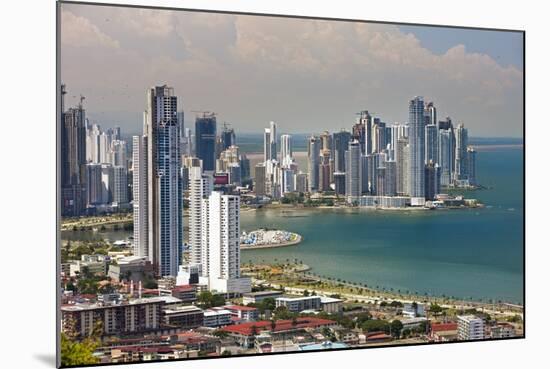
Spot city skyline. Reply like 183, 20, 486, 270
57, 3, 524, 366
60, 3, 523, 137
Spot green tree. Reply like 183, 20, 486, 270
260, 297, 276, 312
390, 320, 403, 338
60, 334, 98, 367
211, 294, 226, 307
355, 312, 372, 327
273, 306, 296, 320
429, 303, 444, 315
212, 330, 229, 338
361, 319, 390, 333
142, 276, 158, 289
321, 327, 336, 342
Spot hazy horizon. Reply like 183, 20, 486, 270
61, 3, 524, 138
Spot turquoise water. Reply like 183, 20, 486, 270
241, 147, 524, 304
62, 146, 523, 304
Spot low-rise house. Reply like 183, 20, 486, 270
490, 322, 516, 338
365, 331, 392, 343
170, 284, 197, 304
225, 305, 260, 322
203, 309, 232, 328
108, 256, 154, 283
320, 296, 344, 314
171, 332, 221, 355
70, 254, 110, 277
429, 322, 458, 342
332, 327, 359, 344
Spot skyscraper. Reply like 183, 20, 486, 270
307, 135, 320, 192
438, 129, 453, 186
188, 166, 213, 270
345, 139, 361, 203
263, 128, 271, 163
454, 124, 469, 182
85, 163, 103, 206
372, 121, 387, 153
143, 85, 182, 277
61, 90, 87, 217
333, 130, 351, 173
280, 134, 293, 166
195, 112, 217, 172
112, 165, 128, 206
408, 97, 426, 202
425, 124, 438, 165
319, 149, 331, 192
425, 101, 437, 126
109, 140, 127, 168
269, 121, 277, 161
86, 124, 101, 163
425, 161, 441, 200
333, 172, 346, 196
396, 137, 409, 195
295, 172, 308, 193
361, 154, 369, 194
385, 160, 397, 196
280, 168, 295, 195
467, 146, 477, 186
199, 192, 251, 294
352, 112, 368, 154
221, 124, 236, 151
254, 164, 266, 196
132, 135, 148, 259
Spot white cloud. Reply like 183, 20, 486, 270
59, 5, 523, 137
61, 10, 119, 49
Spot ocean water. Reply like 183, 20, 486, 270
62, 145, 524, 304
241, 147, 524, 304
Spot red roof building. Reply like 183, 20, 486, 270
429, 322, 458, 342
222, 317, 337, 348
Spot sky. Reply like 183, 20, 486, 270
60, 3, 524, 137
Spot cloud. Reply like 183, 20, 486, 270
61, 10, 119, 49
59, 4, 523, 137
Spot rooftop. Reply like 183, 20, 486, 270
222, 317, 335, 336
431, 322, 458, 332
276, 295, 321, 302
243, 290, 283, 297
225, 305, 258, 312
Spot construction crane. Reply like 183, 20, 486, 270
191, 110, 216, 119
79, 94, 85, 106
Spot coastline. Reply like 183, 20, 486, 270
245, 263, 524, 316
